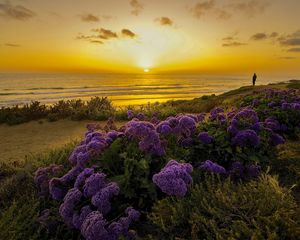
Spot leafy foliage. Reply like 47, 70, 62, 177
149, 175, 300, 240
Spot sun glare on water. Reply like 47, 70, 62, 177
144, 68, 150, 73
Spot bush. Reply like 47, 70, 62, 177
149, 174, 300, 240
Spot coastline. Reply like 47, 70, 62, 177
0, 80, 299, 164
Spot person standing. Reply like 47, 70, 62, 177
252, 73, 257, 86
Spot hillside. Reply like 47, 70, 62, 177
0, 81, 300, 240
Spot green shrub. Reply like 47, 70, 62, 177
149, 175, 300, 240
0, 195, 41, 240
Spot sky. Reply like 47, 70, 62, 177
1, 0, 300, 76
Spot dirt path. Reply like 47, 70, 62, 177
0, 119, 125, 163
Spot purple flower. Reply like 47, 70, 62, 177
268, 102, 277, 108
125, 207, 140, 222
60, 166, 84, 185
83, 173, 107, 198
269, 133, 285, 146
166, 116, 179, 128
281, 102, 291, 109
227, 124, 238, 136
49, 178, 67, 200
91, 183, 120, 215
252, 122, 261, 132
232, 108, 259, 128
292, 103, 300, 110
127, 110, 135, 119
210, 107, 224, 116
125, 120, 165, 156
107, 131, 119, 140
59, 188, 82, 227
231, 130, 260, 147
81, 207, 140, 240
196, 113, 206, 122
136, 113, 146, 121
252, 99, 260, 106
86, 140, 107, 153
264, 118, 280, 132
200, 160, 226, 174
81, 211, 110, 240
156, 121, 172, 135
74, 168, 94, 189
152, 160, 193, 197
72, 205, 93, 229
34, 164, 63, 197
245, 165, 261, 178
198, 132, 214, 144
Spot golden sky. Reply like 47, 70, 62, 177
1, 0, 300, 75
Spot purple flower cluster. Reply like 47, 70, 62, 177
269, 132, 285, 146
198, 132, 214, 144
69, 127, 122, 167
231, 129, 260, 147
200, 160, 226, 174
209, 107, 226, 123
58, 169, 120, 228
34, 164, 63, 197
199, 160, 261, 180
49, 165, 83, 200
232, 108, 259, 129
176, 115, 197, 137
228, 162, 261, 179
127, 110, 135, 119
81, 207, 140, 240
125, 120, 165, 156
152, 160, 193, 197
156, 114, 201, 143
264, 117, 281, 132
264, 89, 300, 111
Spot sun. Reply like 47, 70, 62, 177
144, 68, 150, 73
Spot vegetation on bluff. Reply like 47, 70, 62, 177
0, 83, 300, 239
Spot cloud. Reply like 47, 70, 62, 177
190, 0, 215, 19
77, 28, 137, 44
279, 56, 297, 60
222, 36, 234, 41
5, 43, 20, 47
130, 0, 143, 16
215, 9, 231, 20
277, 30, 300, 47
0, 1, 36, 20
228, 0, 270, 18
155, 17, 173, 26
270, 32, 278, 38
121, 29, 136, 38
89, 40, 103, 44
280, 38, 300, 46
80, 14, 100, 22
287, 48, 300, 52
92, 28, 118, 39
250, 32, 268, 40
222, 33, 247, 47
222, 41, 247, 47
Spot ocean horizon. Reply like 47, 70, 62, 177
0, 72, 289, 107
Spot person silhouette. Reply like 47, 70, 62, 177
252, 73, 257, 86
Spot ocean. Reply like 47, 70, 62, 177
0, 72, 285, 107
